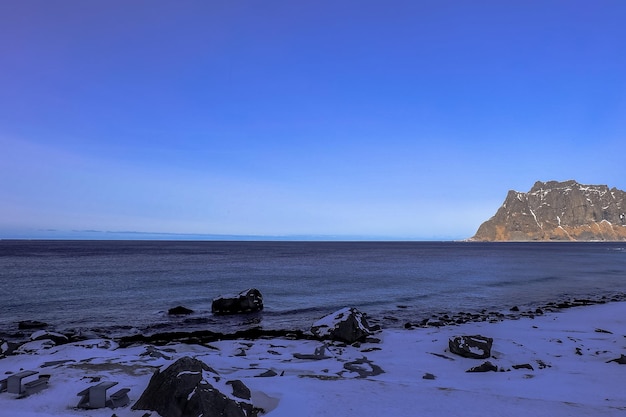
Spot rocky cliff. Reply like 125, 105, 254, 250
472, 180, 626, 241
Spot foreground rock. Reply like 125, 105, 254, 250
311, 307, 372, 344
472, 180, 626, 241
212, 288, 264, 315
466, 361, 498, 372
133, 356, 261, 417
449, 335, 493, 359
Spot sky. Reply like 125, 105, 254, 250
1, 1, 625, 240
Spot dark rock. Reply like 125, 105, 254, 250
512, 363, 534, 371
429, 352, 455, 361
466, 361, 498, 373
449, 335, 493, 359
343, 357, 384, 378
132, 357, 260, 417
30, 330, 69, 345
18, 320, 48, 330
117, 328, 315, 348
212, 289, 263, 315
510, 306, 520, 312
536, 360, 551, 369
311, 307, 372, 344
256, 370, 278, 377
168, 306, 194, 316
140, 346, 172, 360
226, 380, 251, 400
607, 354, 626, 365
422, 373, 436, 380
595, 328, 613, 334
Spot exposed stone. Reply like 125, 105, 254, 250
594, 328, 613, 334
18, 320, 48, 330
449, 335, 493, 359
226, 380, 251, 400
212, 289, 263, 315
168, 306, 194, 315
311, 307, 372, 344
31, 330, 69, 345
607, 354, 626, 365
471, 180, 626, 241
132, 356, 261, 417
512, 363, 534, 371
466, 361, 498, 373
343, 357, 385, 378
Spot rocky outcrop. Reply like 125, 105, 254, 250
472, 180, 626, 241
212, 289, 264, 315
132, 356, 261, 417
311, 307, 372, 344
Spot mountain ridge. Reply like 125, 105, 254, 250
471, 180, 626, 241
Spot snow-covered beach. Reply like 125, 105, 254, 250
1, 301, 625, 417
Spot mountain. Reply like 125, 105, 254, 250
471, 180, 626, 241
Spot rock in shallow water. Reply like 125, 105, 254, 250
212, 288, 264, 315
168, 306, 194, 315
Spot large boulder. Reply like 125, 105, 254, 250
449, 335, 493, 359
132, 356, 260, 417
311, 307, 372, 344
212, 289, 263, 315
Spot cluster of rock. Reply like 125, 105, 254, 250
402, 293, 626, 329
472, 180, 626, 241
447, 334, 529, 373
129, 306, 379, 417
211, 288, 264, 315
166, 288, 264, 317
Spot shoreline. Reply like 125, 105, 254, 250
3, 291, 626, 346
1, 299, 625, 416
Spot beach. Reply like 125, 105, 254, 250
1, 301, 625, 417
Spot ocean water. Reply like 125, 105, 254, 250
1, 240, 625, 338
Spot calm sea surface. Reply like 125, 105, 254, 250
1, 240, 625, 338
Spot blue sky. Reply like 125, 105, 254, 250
1, 1, 625, 240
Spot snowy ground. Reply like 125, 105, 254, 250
1, 302, 625, 417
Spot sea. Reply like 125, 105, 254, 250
1, 240, 625, 340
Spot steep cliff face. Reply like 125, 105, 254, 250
472, 180, 626, 241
